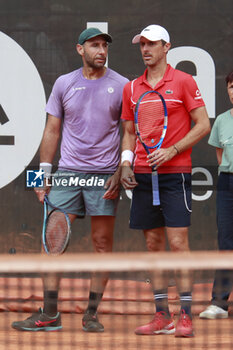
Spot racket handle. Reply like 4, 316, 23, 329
42, 200, 49, 254
151, 171, 160, 206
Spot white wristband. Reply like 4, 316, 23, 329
121, 150, 134, 165
40, 162, 52, 179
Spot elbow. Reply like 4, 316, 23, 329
205, 120, 211, 136
204, 109, 211, 135
201, 118, 211, 137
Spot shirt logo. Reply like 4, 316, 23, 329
165, 90, 173, 94
108, 87, 114, 94
73, 87, 86, 91
194, 89, 202, 100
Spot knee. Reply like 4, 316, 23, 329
144, 229, 165, 252
92, 232, 113, 253
169, 235, 189, 251
146, 237, 163, 251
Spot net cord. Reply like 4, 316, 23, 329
0, 252, 233, 273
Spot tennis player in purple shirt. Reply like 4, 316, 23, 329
12, 27, 128, 333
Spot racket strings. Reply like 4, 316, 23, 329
138, 98, 165, 147
45, 210, 68, 255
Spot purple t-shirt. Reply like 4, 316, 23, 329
46, 68, 128, 173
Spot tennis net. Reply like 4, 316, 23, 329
0, 251, 233, 350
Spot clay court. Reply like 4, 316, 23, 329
0, 314, 232, 350
0, 253, 232, 349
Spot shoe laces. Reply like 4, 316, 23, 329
25, 308, 43, 321
151, 311, 168, 325
208, 305, 224, 312
84, 310, 98, 322
179, 309, 192, 327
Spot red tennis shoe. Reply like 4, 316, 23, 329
175, 310, 194, 337
135, 311, 175, 335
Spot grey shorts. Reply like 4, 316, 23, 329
48, 171, 119, 217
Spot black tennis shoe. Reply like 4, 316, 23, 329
82, 310, 104, 332
11, 307, 62, 331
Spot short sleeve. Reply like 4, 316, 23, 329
208, 118, 221, 148
121, 82, 134, 121
182, 74, 205, 113
45, 76, 64, 118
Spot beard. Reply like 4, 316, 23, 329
83, 51, 106, 69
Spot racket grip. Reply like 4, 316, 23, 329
151, 171, 160, 206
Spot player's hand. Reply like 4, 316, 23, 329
34, 184, 50, 203
103, 171, 120, 199
120, 165, 138, 189
147, 146, 177, 168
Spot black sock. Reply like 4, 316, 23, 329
43, 290, 58, 316
87, 291, 103, 314
180, 292, 192, 316
153, 289, 170, 315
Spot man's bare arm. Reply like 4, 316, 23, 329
40, 114, 62, 163
120, 120, 138, 189
147, 106, 211, 168
35, 114, 62, 202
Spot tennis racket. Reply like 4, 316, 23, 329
134, 90, 168, 205
42, 194, 71, 255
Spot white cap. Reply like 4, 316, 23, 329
132, 24, 170, 44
